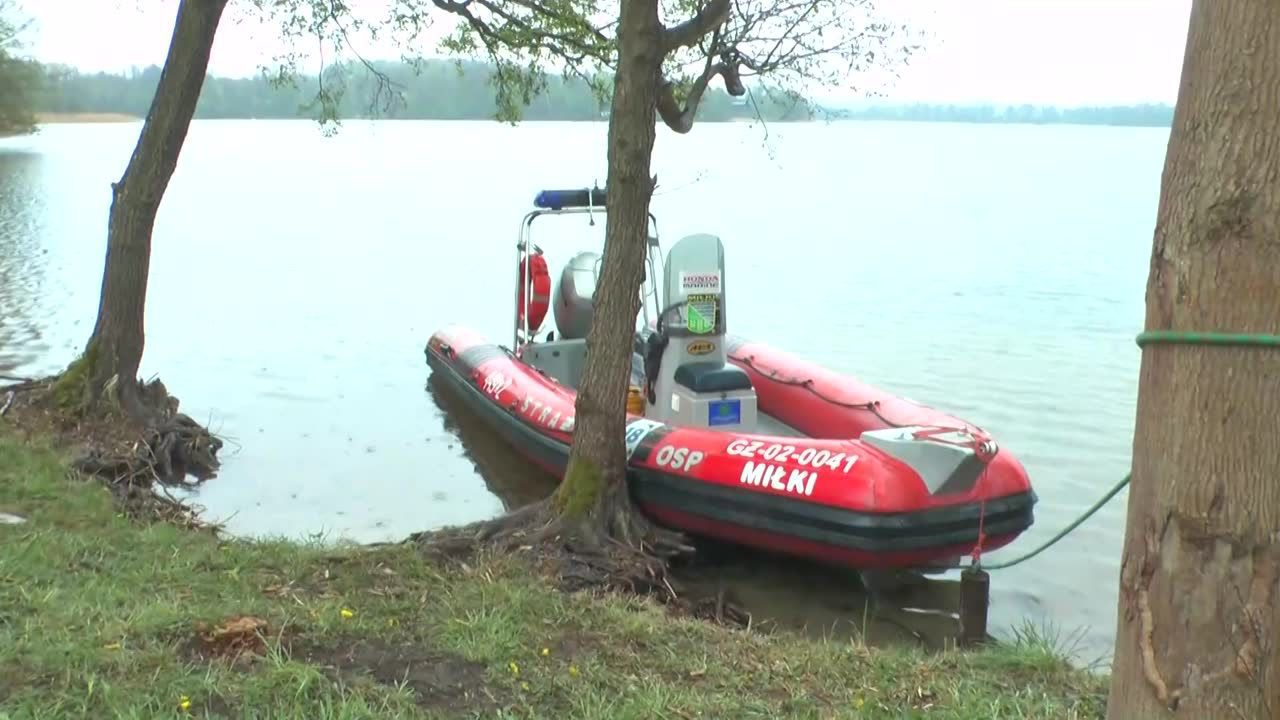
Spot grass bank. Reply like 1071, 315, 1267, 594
0, 431, 1108, 719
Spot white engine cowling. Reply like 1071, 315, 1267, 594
552, 250, 601, 340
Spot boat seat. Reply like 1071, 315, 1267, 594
674, 362, 753, 393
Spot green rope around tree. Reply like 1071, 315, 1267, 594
1136, 330, 1280, 349
971, 329, 1280, 572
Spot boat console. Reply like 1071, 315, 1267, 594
641, 233, 758, 432
512, 186, 759, 433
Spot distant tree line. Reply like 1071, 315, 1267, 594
833, 101, 1173, 127
30, 59, 1176, 128
34, 59, 811, 123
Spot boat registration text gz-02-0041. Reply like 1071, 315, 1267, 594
634, 436, 864, 500
725, 439, 860, 474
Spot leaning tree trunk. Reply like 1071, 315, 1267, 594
1105, 2, 1280, 718
551, 0, 664, 536
57, 0, 228, 419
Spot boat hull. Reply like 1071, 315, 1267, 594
426, 326, 1036, 571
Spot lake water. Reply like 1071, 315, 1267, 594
0, 118, 1166, 664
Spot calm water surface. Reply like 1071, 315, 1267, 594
0, 118, 1165, 662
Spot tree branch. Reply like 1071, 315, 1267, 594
655, 47, 745, 134
321, 0, 402, 118
429, 0, 612, 72
0, 0, 32, 51
471, 0, 598, 62
661, 0, 731, 53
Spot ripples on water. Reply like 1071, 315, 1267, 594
0, 151, 52, 375
0, 119, 1167, 663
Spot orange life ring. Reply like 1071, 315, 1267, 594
518, 250, 551, 334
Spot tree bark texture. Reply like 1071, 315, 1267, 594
552, 0, 663, 518
76, 0, 228, 414
1106, 2, 1280, 718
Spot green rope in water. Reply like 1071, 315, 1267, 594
972, 329, 1280, 572
976, 473, 1131, 571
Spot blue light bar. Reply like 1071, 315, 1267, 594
533, 187, 608, 210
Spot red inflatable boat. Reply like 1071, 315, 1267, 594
426, 187, 1036, 573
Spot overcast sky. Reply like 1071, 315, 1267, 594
17, 0, 1191, 106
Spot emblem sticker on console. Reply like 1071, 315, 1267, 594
708, 398, 741, 426
686, 340, 715, 355
685, 294, 717, 335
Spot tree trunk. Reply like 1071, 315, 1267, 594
1106, 1, 1280, 718
551, 0, 663, 524
57, 0, 228, 417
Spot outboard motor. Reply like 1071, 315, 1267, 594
643, 234, 757, 431
552, 250, 602, 340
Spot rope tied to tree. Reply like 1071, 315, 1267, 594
967, 329, 1280, 572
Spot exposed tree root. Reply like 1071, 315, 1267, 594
411, 485, 753, 629
73, 378, 223, 486
111, 478, 220, 532
1, 373, 223, 495
1133, 517, 1177, 708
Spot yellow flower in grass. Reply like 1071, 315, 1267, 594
568, 665, 579, 678
540, 647, 549, 657
179, 695, 191, 712
509, 661, 520, 675
340, 608, 354, 619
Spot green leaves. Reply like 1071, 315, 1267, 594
240, 0, 615, 128
428, 0, 615, 122
236, 0, 920, 133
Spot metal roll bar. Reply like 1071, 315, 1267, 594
513, 201, 664, 351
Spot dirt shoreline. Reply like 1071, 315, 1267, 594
35, 111, 140, 123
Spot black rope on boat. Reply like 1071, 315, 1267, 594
728, 353, 911, 429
